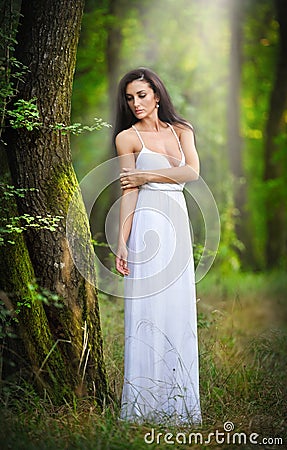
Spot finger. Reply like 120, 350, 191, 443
120, 174, 130, 180
116, 257, 129, 275
124, 265, 130, 275
121, 177, 132, 188
120, 169, 133, 176
119, 265, 129, 275
116, 262, 126, 276
115, 257, 122, 272
120, 177, 130, 185
122, 258, 129, 274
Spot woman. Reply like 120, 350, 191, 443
114, 68, 201, 425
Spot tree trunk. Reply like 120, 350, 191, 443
263, 0, 287, 269
1, 0, 108, 404
226, 0, 250, 265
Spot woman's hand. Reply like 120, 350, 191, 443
116, 244, 130, 276
120, 168, 148, 190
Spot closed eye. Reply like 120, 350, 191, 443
126, 94, 146, 101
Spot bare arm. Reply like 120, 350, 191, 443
115, 131, 139, 276
120, 127, 200, 188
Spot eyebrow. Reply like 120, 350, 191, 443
126, 90, 147, 96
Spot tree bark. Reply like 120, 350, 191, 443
263, 0, 287, 269
1, 0, 108, 404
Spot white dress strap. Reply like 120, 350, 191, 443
132, 125, 145, 148
167, 122, 184, 151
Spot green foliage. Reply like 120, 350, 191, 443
193, 243, 218, 271
15, 282, 64, 316
0, 182, 63, 245
193, 243, 204, 268
0, 212, 63, 245
91, 239, 110, 248
0, 3, 28, 138
215, 177, 243, 273
197, 311, 213, 329
7, 98, 41, 131
1, 183, 37, 199
52, 117, 111, 135
0, 301, 16, 341
71, 5, 111, 119
0, 5, 111, 139
0, 282, 64, 382
5, 97, 112, 134
241, 0, 280, 266
0, 282, 63, 332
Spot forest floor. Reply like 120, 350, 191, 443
1, 270, 286, 449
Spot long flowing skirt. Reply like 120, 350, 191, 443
121, 188, 201, 425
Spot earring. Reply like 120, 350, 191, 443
156, 102, 159, 108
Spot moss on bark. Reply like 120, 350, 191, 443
0, 182, 74, 401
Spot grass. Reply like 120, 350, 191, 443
1, 270, 286, 449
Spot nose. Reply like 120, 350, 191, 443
133, 96, 140, 107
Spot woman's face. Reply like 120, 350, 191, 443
125, 80, 159, 120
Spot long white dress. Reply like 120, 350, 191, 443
120, 123, 201, 425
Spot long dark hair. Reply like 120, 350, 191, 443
112, 67, 192, 144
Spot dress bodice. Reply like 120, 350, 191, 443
133, 123, 185, 192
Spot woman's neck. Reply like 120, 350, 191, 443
137, 117, 167, 132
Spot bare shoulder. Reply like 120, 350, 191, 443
115, 127, 138, 155
173, 122, 198, 158
115, 128, 133, 147
173, 122, 194, 137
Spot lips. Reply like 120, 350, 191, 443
135, 109, 144, 115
